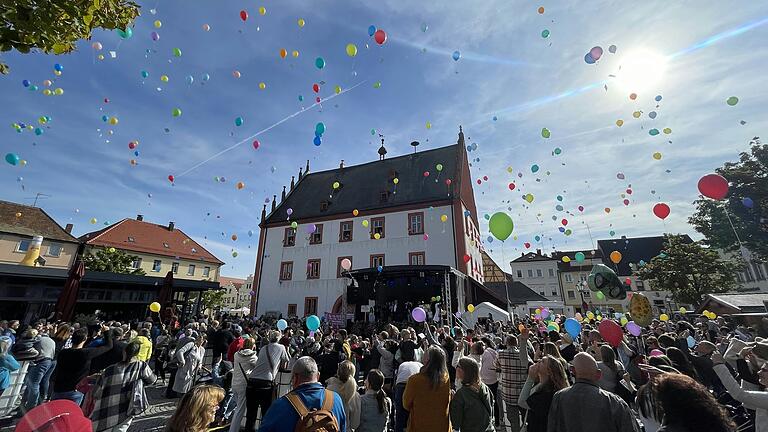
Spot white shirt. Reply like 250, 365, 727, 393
249, 343, 289, 381
480, 348, 498, 384
395, 361, 422, 384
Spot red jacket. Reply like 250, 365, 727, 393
227, 337, 244, 362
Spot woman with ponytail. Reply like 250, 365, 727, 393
356, 369, 392, 432
450, 357, 495, 432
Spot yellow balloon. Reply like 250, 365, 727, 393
108, 117, 119, 125
652, 152, 662, 160
679, 307, 687, 314
426, 121, 432, 129
352, 209, 359, 216
149, 302, 161, 312
258, 6, 266, 15
586, 311, 595, 320
535, 308, 541, 314
297, 18, 305, 28
259, 82, 266, 90
160, 75, 169, 82
616, 119, 624, 127
90, 218, 98, 224
620, 317, 629, 325
374, 233, 381, 240
659, 313, 669, 322
467, 304, 475, 313
334, 85, 342, 94
54, 88, 64, 95
154, 20, 162, 28
562, 256, 571, 263
362, 220, 369, 227
345, 43, 358, 57
292, 50, 300, 58
632, 111, 641, 118
332, 181, 340, 189
524, 193, 534, 203
393, 178, 399, 185
440, 214, 448, 222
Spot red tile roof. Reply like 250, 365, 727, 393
0, 200, 79, 243
80, 218, 224, 265
219, 276, 246, 290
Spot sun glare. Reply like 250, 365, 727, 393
614, 49, 668, 93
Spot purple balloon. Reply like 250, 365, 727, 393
590, 46, 603, 61
626, 321, 641, 337
412, 307, 427, 323
151, 31, 160, 41
286, 208, 293, 216
306, 224, 316, 234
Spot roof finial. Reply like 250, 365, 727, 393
378, 136, 387, 160
261, 204, 267, 221
305, 160, 310, 174
290, 176, 295, 191
281, 186, 286, 201
458, 125, 465, 146
271, 195, 277, 212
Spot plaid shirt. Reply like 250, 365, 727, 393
90, 360, 156, 431
495, 346, 528, 404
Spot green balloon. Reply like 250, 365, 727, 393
172, 108, 182, 117
541, 128, 551, 138
173, 47, 182, 57
488, 212, 514, 241
726, 96, 739, 106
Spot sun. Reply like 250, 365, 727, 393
614, 49, 668, 93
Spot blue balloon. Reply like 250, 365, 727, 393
141, 70, 149, 78
186, 75, 194, 84
648, 111, 657, 119
377, 265, 383, 273
584, 53, 596, 64
306, 315, 320, 331
201, 73, 210, 81
452, 50, 461, 61
558, 227, 565, 233
487, 236, 493, 243
34, 127, 43, 136
313, 136, 322, 146
54, 63, 63, 72
101, 115, 109, 122
368, 25, 376, 37
655, 95, 662, 102
22, 79, 31, 87
5, 153, 20, 165
742, 197, 754, 208
298, 95, 304, 102
134, 151, 140, 156
564, 318, 581, 338
686, 335, 696, 348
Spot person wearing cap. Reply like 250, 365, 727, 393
90, 342, 157, 431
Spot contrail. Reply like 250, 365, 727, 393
176, 80, 369, 177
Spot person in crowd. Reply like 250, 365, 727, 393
231, 337, 258, 432
712, 349, 768, 432
211, 322, 235, 375
0, 337, 20, 398
403, 345, 452, 432
246, 330, 289, 430
665, 347, 699, 381
546, 352, 639, 432
373, 332, 396, 391
227, 327, 245, 362
258, 356, 347, 432
452, 339, 483, 389
1, 320, 19, 345
166, 384, 225, 432
325, 360, 360, 430
558, 333, 578, 363
393, 346, 422, 432
450, 357, 495, 432
441, 335, 458, 385
153, 328, 171, 383
20, 326, 56, 411
90, 342, 157, 431
357, 369, 391, 432
317, 339, 346, 384
90, 328, 129, 373
480, 337, 501, 427
338, 329, 352, 361
132, 328, 153, 362
51, 325, 114, 405
496, 330, 529, 432
172, 333, 206, 396
518, 356, 569, 432
596, 344, 625, 393
652, 372, 737, 432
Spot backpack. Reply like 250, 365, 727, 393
285, 389, 340, 432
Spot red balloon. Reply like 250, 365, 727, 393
239, 10, 248, 21
252, 139, 260, 150
463, 254, 471, 263
508, 183, 516, 191
482, 175, 488, 181
623, 199, 630, 206
598, 320, 623, 347
698, 173, 729, 200
128, 141, 136, 149
168, 175, 175, 183
312, 83, 320, 93
524, 242, 531, 249
423, 171, 430, 177
653, 203, 670, 220
445, 179, 452, 186
476, 179, 482, 185
374, 29, 387, 45
561, 219, 568, 226
315, 97, 321, 103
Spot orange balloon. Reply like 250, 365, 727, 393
279, 48, 287, 59
236, 181, 245, 190
610, 250, 622, 264
537, 6, 545, 13
604, 207, 611, 213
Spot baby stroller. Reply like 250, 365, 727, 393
195, 360, 235, 431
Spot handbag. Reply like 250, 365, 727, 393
245, 345, 279, 400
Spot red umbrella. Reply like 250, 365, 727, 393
55, 258, 85, 322
158, 271, 175, 322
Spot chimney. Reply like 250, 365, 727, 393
281, 186, 286, 201
339, 160, 345, 169
65, 223, 73, 233
271, 195, 277, 212
168, 221, 175, 231
536, 248, 541, 255
136, 214, 143, 221
290, 176, 295, 191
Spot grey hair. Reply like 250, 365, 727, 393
0, 338, 10, 355
292, 356, 319, 380
268, 330, 281, 343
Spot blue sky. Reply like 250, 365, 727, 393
2, 1, 767, 278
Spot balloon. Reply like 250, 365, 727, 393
629, 293, 652, 327
90, 218, 98, 224
562, 256, 571, 263
315, 57, 326, 69
235, 117, 244, 127
547, 322, 560, 332
616, 119, 624, 127
313, 136, 322, 146
452, 50, 461, 61
92, 42, 103, 50
590, 46, 603, 61
346, 43, 358, 57
698, 174, 729, 200
508, 183, 516, 191
149, 302, 161, 313
659, 313, 669, 322
315, 122, 326, 136
584, 53, 596, 64
374, 29, 387, 45
236, 181, 245, 190
531, 164, 540, 173
340, 258, 352, 271
564, 318, 581, 338
652, 152, 662, 160
726, 96, 739, 106
610, 251, 622, 264
626, 321, 642, 337
541, 128, 551, 138
598, 320, 622, 347
374, 233, 381, 240
436, 163, 443, 172
117, 27, 133, 39
252, 140, 260, 150
297, 18, 305, 28
160, 75, 169, 83
541, 308, 550, 319
541, 29, 550, 38
306, 315, 320, 331
686, 336, 696, 348
440, 214, 448, 222
368, 25, 376, 37
202, 24, 210, 31
352, 209, 359, 216
742, 198, 754, 208
663, 128, 672, 134
258, 6, 266, 15
172, 108, 182, 117
524, 194, 534, 203
240, 10, 248, 21
362, 220, 369, 227
652, 203, 670, 220
488, 212, 514, 241
467, 304, 475, 313
233, 70, 241, 79
332, 181, 340, 190
280, 48, 287, 59
277, 319, 288, 331
290, 221, 298, 229
5, 153, 20, 166
463, 254, 471, 263
168, 175, 175, 183
412, 307, 427, 323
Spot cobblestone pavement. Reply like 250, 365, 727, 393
128, 380, 179, 432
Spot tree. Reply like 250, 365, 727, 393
689, 138, 768, 261
635, 234, 739, 305
201, 290, 226, 312
0, 0, 140, 74
83, 247, 145, 275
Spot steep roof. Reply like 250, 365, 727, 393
484, 279, 549, 305
80, 218, 224, 265
0, 200, 79, 243
597, 235, 693, 276
511, 251, 555, 263
697, 293, 768, 314
264, 144, 461, 225
551, 249, 603, 273
219, 276, 246, 290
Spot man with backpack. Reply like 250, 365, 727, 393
258, 356, 346, 432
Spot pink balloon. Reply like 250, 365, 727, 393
650, 349, 664, 357
340, 258, 351, 271
590, 46, 603, 61
412, 307, 427, 323
252, 140, 260, 150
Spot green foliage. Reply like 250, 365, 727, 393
0, 0, 140, 74
635, 234, 739, 305
689, 138, 768, 261
83, 247, 145, 275
201, 289, 226, 312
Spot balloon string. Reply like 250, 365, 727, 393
500, 242, 512, 314
723, 207, 744, 246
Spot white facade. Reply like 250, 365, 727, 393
256, 205, 462, 317
510, 252, 561, 301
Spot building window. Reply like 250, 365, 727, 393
408, 212, 424, 235
565, 274, 573, 282
409, 252, 426, 266
536, 269, 543, 278
280, 261, 293, 281
172, 262, 179, 274
187, 264, 196, 276
310, 224, 324, 245
371, 254, 385, 268
579, 274, 587, 282
636, 280, 645, 291
131, 258, 142, 269
583, 291, 591, 298
304, 297, 318, 316
337, 257, 352, 278
307, 259, 321, 279
46, 243, 62, 257
339, 221, 353, 242
568, 291, 576, 299
288, 304, 297, 317
371, 217, 385, 239
527, 269, 533, 278
320, 201, 329, 212
540, 291, 545, 296
736, 272, 745, 283
152, 260, 162, 272
548, 268, 555, 278
203, 267, 211, 277
379, 191, 390, 203
127, 237, 135, 242
517, 270, 523, 278
16, 239, 31, 252
284, 227, 296, 247
753, 262, 766, 281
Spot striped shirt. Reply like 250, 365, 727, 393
495, 346, 528, 404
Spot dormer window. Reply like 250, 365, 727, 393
127, 237, 135, 242
320, 201, 329, 212
379, 191, 390, 203
163, 242, 170, 248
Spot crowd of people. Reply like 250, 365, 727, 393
1, 308, 767, 432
